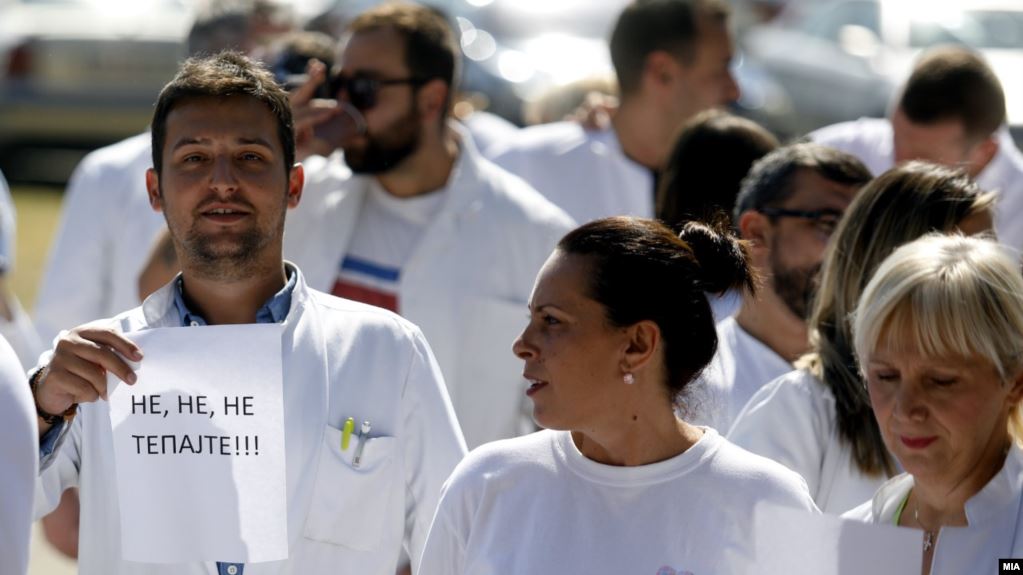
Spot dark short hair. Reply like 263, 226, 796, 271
899, 45, 1006, 142
348, 3, 458, 117
557, 216, 755, 402
733, 142, 872, 223
610, 0, 730, 96
658, 109, 779, 230
150, 51, 295, 177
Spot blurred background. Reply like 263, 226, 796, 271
4, 0, 1021, 572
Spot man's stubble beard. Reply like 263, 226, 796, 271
769, 248, 821, 322
344, 103, 421, 175
163, 197, 288, 283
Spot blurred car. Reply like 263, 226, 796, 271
0, 0, 192, 155
739, 0, 1023, 146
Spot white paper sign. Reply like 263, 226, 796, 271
753, 503, 923, 574
108, 324, 288, 564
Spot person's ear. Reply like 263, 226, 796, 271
967, 135, 999, 176
417, 79, 449, 124
621, 320, 660, 377
738, 209, 773, 270
146, 168, 163, 212
738, 209, 772, 247
642, 50, 682, 94
1006, 367, 1023, 407
287, 163, 304, 209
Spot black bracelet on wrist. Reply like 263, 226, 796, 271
29, 367, 76, 426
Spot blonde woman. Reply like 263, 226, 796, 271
847, 234, 1023, 574
728, 162, 995, 513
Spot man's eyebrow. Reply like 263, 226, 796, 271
171, 137, 208, 151
237, 137, 275, 148
169, 137, 275, 151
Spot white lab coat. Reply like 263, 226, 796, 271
689, 316, 792, 432
0, 335, 35, 575
488, 122, 655, 224
811, 118, 1023, 256
285, 127, 576, 449
845, 445, 1023, 573
0, 169, 44, 369
728, 369, 889, 514
35, 267, 468, 575
34, 133, 166, 344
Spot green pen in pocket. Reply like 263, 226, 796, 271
341, 417, 355, 451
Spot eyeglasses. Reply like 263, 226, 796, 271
327, 73, 431, 111
757, 207, 844, 236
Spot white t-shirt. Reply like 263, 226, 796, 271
728, 369, 890, 514
331, 180, 446, 313
419, 427, 817, 575
688, 317, 792, 432
0, 335, 36, 575
489, 122, 654, 223
844, 445, 1023, 574
811, 118, 1023, 256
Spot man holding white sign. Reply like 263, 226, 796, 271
29, 51, 467, 575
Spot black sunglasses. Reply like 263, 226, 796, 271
757, 207, 844, 236
327, 74, 431, 111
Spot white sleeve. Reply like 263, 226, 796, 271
34, 410, 82, 521
488, 145, 532, 184
401, 326, 467, 572
0, 171, 42, 370
808, 121, 858, 147
34, 156, 117, 343
0, 301, 44, 370
0, 169, 16, 271
0, 337, 36, 575
418, 491, 467, 575
728, 373, 827, 500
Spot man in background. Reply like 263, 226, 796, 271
812, 45, 1023, 253
285, 3, 575, 448
489, 0, 740, 223
693, 143, 871, 430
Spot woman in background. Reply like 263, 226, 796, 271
656, 110, 779, 321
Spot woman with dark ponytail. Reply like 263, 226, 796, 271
419, 216, 816, 574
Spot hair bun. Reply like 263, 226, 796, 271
679, 219, 757, 296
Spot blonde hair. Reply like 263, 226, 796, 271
853, 234, 1023, 444
797, 161, 995, 475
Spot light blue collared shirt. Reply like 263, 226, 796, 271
171, 268, 296, 327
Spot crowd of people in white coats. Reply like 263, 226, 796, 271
4, 0, 1023, 574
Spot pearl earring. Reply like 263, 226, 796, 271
623, 373, 635, 385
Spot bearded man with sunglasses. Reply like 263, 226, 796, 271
690, 143, 871, 432
285, 3, 575, 449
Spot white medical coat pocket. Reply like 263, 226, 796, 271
302, 424, 397, 551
